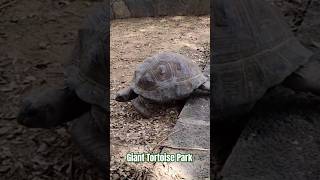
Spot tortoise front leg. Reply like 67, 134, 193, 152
70, 106, 108, 174
131, 96, 156, 118
192, 81, 210, 96
283, 52, 320, 95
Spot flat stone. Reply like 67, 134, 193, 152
155, 149, 209, 179
156, 63, 210, 179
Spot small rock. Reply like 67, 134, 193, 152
27, 13, 37, 18
6, 133, 15, 140
39, 42, 48, 50
10, 16, 19, 23
1, 81, 16, 92
291, 140, 299, 145
0, 127, 9, 136
0, 32, 8, 38
23, 76, 36, 84
0, 166, 10, 173
37, 143, 48, 152
44, 136, 56, 143
58, 0, 70, 6
111, 173, 120, 180
84, 1, 91, 7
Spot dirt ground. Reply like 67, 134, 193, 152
110, 16, 210, 179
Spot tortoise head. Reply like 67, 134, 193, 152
17, 97, 57, 129
115, 87, 138, 102
17, 88, 81, 128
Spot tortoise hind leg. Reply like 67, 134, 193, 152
283, 52, 320, 95
131, 96, 155, 118
70, 106, 108, 175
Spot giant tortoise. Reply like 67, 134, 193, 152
115, 52, 210, 118
212, 0, 320, 176
18, 4, 109, 173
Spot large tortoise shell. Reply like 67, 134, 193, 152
212, 0, 313, 120
65, 5, 108, 110
132, 52, 207, 102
